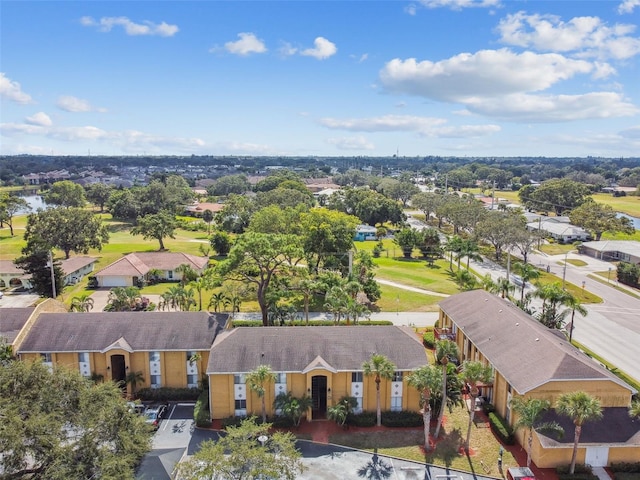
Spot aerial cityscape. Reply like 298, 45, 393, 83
1, 1, 640, 479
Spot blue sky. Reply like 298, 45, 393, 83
2, 0, 640, 158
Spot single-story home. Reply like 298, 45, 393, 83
578, 240, 640, 264
0, 257, 98, 290
93, 252, 209, 288
437, 290, 639, 468
354, 224, 378, 242
16, 308, 228, 395
184, 201, 224, 217
206, 325, 427, 421
526, 218, 591, 244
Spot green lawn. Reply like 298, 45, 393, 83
329, 404, 519, 475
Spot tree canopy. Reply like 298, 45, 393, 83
42, 180, 86, 208
131, 210, 178, 250
23, 207, 109, 259
0, 360, 152, 479
569, 199, 635, 241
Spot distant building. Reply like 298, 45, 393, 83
578, 240, 640, 264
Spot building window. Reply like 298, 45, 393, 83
275, 372, 287, 384
78, 352, 89, 364
187, 374, 198, 387
168, 271, 173, 279
150, 375, 161, 388
392, 371, 403, 382
40, 353, 52, 362
149, 351, 160, 362
234, 374, 245, 384
354, 397, 363, 413
390, 396, 402, 412
351, 372, 363, 382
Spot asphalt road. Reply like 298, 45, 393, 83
138, 403, 500, 480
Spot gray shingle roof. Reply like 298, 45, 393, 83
18, 312, 228, 353
206, 326, 427, 374
0, 307, 35, 343
438, 290, 634, 395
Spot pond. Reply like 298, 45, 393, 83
617, 213, 640, 229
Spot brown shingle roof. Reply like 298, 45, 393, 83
0, 308, 35, 343
95, 252, 209, 277
438, 290, 634, 395
206, 326, 427, 374
18, 312, 228, 353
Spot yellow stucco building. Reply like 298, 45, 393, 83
437, 290, 639, 468
15, 309, 228, 396
206, 326, 428, 421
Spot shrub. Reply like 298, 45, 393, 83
346, 411, 377, 427
488, 412, 515, 444
613, 474, 640, 480
482, 402, 496, 414
611, 464, 640, 474
557, 465, 593, 475
194, 390, 211, 428
381, 410, 422, 427
221, 415, 247, 428
137, 387, 201, 402
269, 415, 295, 428
422, 331, 435, 349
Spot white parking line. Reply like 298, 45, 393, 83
162, 404, 178, 431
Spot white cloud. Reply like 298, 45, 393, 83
278, 42, 298, 57
56, 95, 106, 113
80, 16, 179, 37
618, 0, 640, 14
326, 136, 375, 150
0, 121, 206, 154
380, 49, 594, 102
496, 12, 640, 60
619, 125, 640, 138
224, 33, 267, 56
0, 73, 33, 104
419, 0, 501, 10
405, 4, 418, 15
25, 112, 52, 127
350, 53, 369, 63
300, 37, 337, 60
464, 92, 639, 122
319, 114, 500, 138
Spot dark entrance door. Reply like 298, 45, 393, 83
311, 375, 327, 419
110, 355, 126, 389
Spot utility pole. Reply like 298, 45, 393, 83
348, 250, 353, 276
48, 250, 57, 298
491, 180, 495, 210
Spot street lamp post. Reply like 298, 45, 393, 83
608, 267, 612, 284
562, 252, 568, 290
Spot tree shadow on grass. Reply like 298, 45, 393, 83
424, 428, 464, 469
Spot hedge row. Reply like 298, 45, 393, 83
233, 320, 394, 327
194, 390, 211, 428
137, 387, 201, 402
557, 465, 593, 474
613, 474, 640, 480
380, 410, 423, 427
422, 331, 435, 349
220, 415, 295, 429
611, 464, 640, 473
488, 412, 515, 445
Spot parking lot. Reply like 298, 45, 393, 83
137, 404, 498, 480
0, 291, 40, 309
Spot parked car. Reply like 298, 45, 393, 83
144, 403, 168, 430
127, 401, 145, 415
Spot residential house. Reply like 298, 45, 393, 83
93, 252, 209, 288
17, 310, 228, 395
578, 240, 640, 264
184, 201, 224, 217
0, 257, 98, 290
206, 326, 426, 421
437, 290, 639, 468
354, 224, 378, 242
526, 218, 591, 244
0, 299, 68, 352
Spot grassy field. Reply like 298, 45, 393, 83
329, 404, 520, 474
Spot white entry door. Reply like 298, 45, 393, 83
585, 446, 609, 467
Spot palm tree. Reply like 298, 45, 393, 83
495, 276, 515, 299
406, 365, 442, 451
510, 397, 563, 467
629, 400, 640, 419
534, 282, 571, 329
202, 209, 214, 235
247, 365, 277, 424
480, 274, 498, 293
70, 293, 95, 312
564, 292, 588, 343
125, 370, 145, 397
556, 391, 603, 475
434, 340, 459, 439
513, 262, 540, 304
457, 239, 483, 270
444, 235, 464, 271
454, 269, 477, 291
175, 263, 198, 286
208, 291, 230, 313
274, 392, 313, 427
460, 360, 493, 452
362, 354, 396, 427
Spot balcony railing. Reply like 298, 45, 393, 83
434, 327, 456, 341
